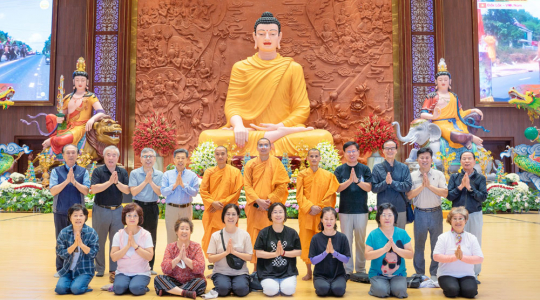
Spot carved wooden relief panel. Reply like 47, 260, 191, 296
135, 0, 394, 155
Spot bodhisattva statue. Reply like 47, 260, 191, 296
198, 12, 333, 155
42, 58, 107, 154
420, 58, 488, 149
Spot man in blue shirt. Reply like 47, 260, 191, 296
50, 144, 90, 278
161, 148, 200, 244
129, 147, 163, 274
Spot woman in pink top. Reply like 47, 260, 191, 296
433, 206, 483, 298
154, 218, 207, 298
110, 203, 154, 295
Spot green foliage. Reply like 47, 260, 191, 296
43, 34, 51, 54
483, 9, 540, 47
0, 188, 53, 213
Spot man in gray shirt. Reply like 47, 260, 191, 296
129, 148, 163, 274
407, 147, 448, 281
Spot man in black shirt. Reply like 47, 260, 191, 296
90, 145, 130, 281
334, 141, 372, 275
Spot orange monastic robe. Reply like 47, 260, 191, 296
296, 167, 340, 264
200, 164, 243, 257
244, 156, 290, 263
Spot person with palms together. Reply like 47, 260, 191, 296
154, 218, 206, 298
309, 207, 351, 296
433, 207, 483, 298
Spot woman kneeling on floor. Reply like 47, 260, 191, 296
254, 202, 302, 296
433, 206, 483, 298
55, 204, 99, 295
155, 218, 206, 298
365, 203, 414, 298
309, 207, 351, 297
207, 204, 253, 297
110, 203, 154, 295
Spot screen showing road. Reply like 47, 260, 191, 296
0, 0, 53, 102
477, 0, 540, 103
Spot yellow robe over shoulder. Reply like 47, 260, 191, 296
243, 156, 290, 263
198, 53, 333, 155
427, 93, 472, 148
200, 164, 243, 257
296, 167, 340, 264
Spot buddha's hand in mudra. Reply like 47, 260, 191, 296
222, 125, 254, 148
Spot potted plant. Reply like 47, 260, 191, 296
355, 114, 396, 169
132, 113, 176, 171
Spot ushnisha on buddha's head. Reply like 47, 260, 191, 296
253, 11, 282, 52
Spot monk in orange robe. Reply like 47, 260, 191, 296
243, 138, 290, 267
200, 146, 243, 257
296, 148, 340, 280
198, 12, 332, 156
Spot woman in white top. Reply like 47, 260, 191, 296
433, 206, 483, 298
207, 204, 253, 297
110, 203, 154, 295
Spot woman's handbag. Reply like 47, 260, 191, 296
220, 230, 245, 270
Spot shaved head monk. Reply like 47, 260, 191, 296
296, 148, 340, 280
200, 146, 244, 257
243, 138, 290, 270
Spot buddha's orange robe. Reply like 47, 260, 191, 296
200, 164, 243, 257
296, 167, 340, 264
243, 156, 290, 263
198, 53, 333, 155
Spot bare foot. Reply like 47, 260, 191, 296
302, 273, 312, 281
472, 135, 483, 147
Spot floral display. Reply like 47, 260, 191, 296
189, 141, 217, 176
132, 112, 176, 156
0, 187, 53, 212
314, 141, 342, 172
355, 113, 396, 154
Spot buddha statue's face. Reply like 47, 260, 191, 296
253, 23, 281, 52
73, 75, 88, 92
436, 75, 450, 92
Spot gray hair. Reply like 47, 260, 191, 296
62, 144, 78, 153
173, 148, 189, 159
103, 145, 120, 157
140, 148, 157, 157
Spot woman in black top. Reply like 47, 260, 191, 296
309, 207, 351, 297
254, 203, 302, 296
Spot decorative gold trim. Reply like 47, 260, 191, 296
127, 0, 138, 170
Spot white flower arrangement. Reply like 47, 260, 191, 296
315, 141, 342, 172
190, 141, 218, 176
505, 173, 519, 183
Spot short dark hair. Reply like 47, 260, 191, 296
174, 218, 194, 233
318, 207, 338, 231
68, 204, 89, 222
221, 203, 240, 223
417, 147, 433, 158
460, 151, 475, 160
173, 148, 189, 159
383, 139, 398, 149
375, 203, 398, 226
343, 141, 359, 151
122, 203, 144, 226
257, 138, 271, 146
268, 202, 287, 222
62, 144, 78, 154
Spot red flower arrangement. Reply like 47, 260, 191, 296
133, 113, 176, 156
355, 114, 396, 154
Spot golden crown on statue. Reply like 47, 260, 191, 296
76, 57, 86, 72
437, 58, 448, 73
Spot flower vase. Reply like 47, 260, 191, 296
154, 154, 164, 172
367, 150, 385, 170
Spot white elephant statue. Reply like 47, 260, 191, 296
392, 119, 497, 179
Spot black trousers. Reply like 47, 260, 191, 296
211, 273, 250, 297
314, 276, 347, 297
135, 201, 159, 270
54, 213, 71, 271
438, 276, 478, 298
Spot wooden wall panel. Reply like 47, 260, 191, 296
442, 0, 531, 149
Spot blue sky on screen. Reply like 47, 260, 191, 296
0, 0, 53, 51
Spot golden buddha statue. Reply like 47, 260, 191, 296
198, 12, 333, 155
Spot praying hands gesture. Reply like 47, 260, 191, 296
460, 174, 471, 191
128, 231, 139, 249
108, 171, 119, 185
422, 173, 430, 188
275, 240, 284, 258
386, 172, 393, 185
349, 168, 358, 183
173, 172, 184, 189
144, 169, 153, 184
69, 232, 89, 254
172, 244, 186, 267
455, 245, 463, 260
326, 238, 334, 254
226, 238, 233, 255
